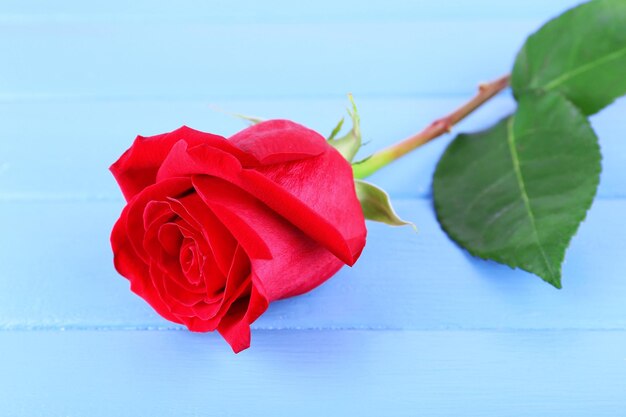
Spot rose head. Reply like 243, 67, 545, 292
110, 121, 367, 352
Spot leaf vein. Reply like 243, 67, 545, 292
543, 45, 626, 91
505, 117, 554, 279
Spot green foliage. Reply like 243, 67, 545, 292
433, 93, 600, 288
355, 180, 414, 228
331, 97, 411, 228
512, 0, 626, 115
433, 0, 624, 287
328, 95, 362, 162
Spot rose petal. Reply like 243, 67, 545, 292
143, 201, 175, 231
111, 207, 181, 325
110, 126, 238, 201
157, 223, 184, 256
217, 283, 269, 353
174, 243, 254, 333
124, 177, 192, 263
223, 244, 252, 302
252, 147, 367, 262
240, 168, 363, 265
157, 141, 361, 265
143, 217, 207, 295
183, 280, 251, 332
111, 122, 368, 353
193, 176, 345, 302
228, 120, 326, 165
231, 122, 365, 265
166, 193, 243, 275
149, 263, 206, 313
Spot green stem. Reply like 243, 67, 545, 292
353, 74, 511, 179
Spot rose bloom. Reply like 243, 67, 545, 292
110, 121, 366, 352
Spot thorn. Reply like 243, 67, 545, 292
435, 118, 453, 133
478, 82, 488, 92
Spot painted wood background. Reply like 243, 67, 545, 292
1, 1, 625, 415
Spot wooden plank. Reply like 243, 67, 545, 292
1, 329, 624, 416
1, 198, 624, 330
1, 96, 624, 199
2, 2, 622, 415
0, 0, 581, 22
1, 20, 538, 98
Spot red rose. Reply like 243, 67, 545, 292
110, 121, 366, 352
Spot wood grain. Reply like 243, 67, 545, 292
0, 0, 581, 22
1, 330, 624, 416
0, 1, 624, 415
1, 96, 624, 199
1, 20, 534, 98
1, 198, 624, 331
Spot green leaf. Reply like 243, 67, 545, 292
327, 117, 345, 141
233, 113, 264, 125
208, 104, 265, 125
355, 180, 414, 228
328, 95, 362, 161
512, 0, 626, 115
433, 92, 600, 288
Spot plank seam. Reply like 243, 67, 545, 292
1, 195, 625, 203
2, 326, 626, 332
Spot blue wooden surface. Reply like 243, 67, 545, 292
1, 1, 625, 415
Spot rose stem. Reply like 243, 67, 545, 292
352, 73, 511, 179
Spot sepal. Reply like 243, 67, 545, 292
327, 95, 362, 162
355, 179, 415, 229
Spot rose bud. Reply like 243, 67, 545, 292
110, 120, 367, 352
